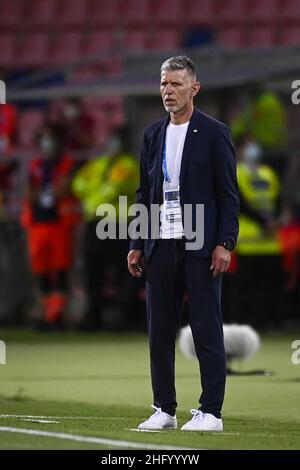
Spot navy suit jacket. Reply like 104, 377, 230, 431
130, 107, 239, 261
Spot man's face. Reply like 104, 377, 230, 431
160, 68, 199, 114
63, 101, 80, 121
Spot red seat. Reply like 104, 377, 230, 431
88, 109, 108, 148
121, 0, 151, 25
85, 31, 116, 56
217, 28, 245, 47
89, 0, 120, 26
0, 0, 24, 26
150, 30, 181, 50
281, 0, 300, 21
26, 0, 58, 26
56, 0, 88, 26
51, 33, 83, 65
124, 30, 149, 51
18, 34, 51, 67
184, 0, 216, 26
279, 27, 300, 46
92, 96, 123, 110
18, 110, 44, 148
103, 57, 122, 76
218, 0, 248, 24
246, 27, 276, 47
71, 67, 99, 84
152, 0, 182, 25
247, 0, 277, 23
0, 35, 16, 67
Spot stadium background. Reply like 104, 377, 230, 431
0, 0, 300, 450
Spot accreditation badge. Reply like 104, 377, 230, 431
164, 184, 182, 222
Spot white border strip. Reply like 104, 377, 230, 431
0, 427, 197, 450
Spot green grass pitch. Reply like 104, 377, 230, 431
0, 329, 299, 450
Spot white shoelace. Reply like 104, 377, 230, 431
190, 409, 204, 421
150, 405, 164, 419
142, 405, 164, 423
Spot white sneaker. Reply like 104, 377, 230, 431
181, 409, 223, 432
138, 405, 177, 430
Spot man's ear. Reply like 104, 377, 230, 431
191, 81, 201, 98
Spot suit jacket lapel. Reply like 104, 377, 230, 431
179, 107, 202, 185
154, 115, 169, 202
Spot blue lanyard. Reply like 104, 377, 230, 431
162, 142, 171, 183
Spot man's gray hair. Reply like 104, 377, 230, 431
161, 55, 197, 80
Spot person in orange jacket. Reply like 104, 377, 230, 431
22, 123, 80, 329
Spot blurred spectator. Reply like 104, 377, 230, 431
0, 103, 17, 153
280, 205, 300, 293
0, 102, 18, 213
231, 92, 287, 149
0, 106, 19, 221
72, 127, 141, 330
22, 123, 80, 330
0, 158, 18, 214
57, 97, 95, 150
0, 98, 28, 324
235, 138, 283, 328
279, 151, 300, 318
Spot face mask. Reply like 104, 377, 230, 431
40, 136, 57, 157
242, 142, 262, 164
64, 104, 79, 120
106, 136, 122, 155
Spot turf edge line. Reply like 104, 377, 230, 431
0, 426, 199, 450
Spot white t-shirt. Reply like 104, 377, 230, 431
160, 121, 189, 239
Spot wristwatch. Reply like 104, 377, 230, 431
218, 240, 234, 252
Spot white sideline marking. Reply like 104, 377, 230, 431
0, 414, 124, 420
0, 427, 197, 450
23, 419, 60, 424
128, 428, 161, 433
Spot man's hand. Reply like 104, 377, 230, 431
127, 249, 144, 278
210, 246, 231, 278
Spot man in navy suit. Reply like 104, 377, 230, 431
127, 56, 239, 431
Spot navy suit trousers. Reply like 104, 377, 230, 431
145, 239, 226, 418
